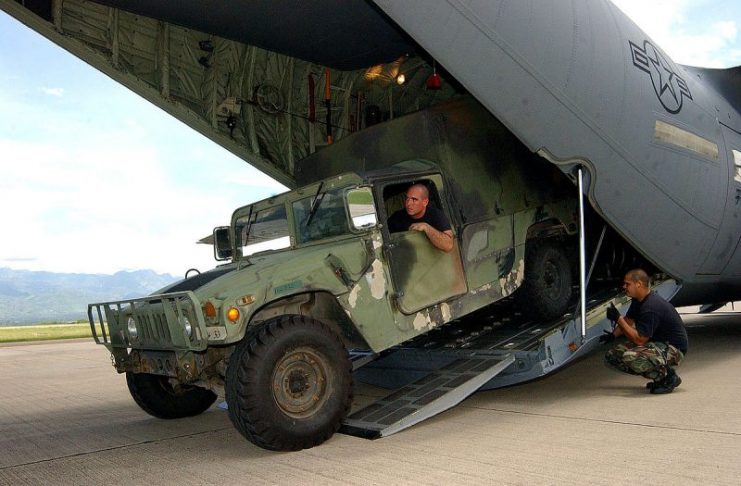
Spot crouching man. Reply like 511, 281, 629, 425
601, 269, 688, 394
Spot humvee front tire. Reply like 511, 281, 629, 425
225, 315, 352, 451
519, 239, 573, 320
126, 372, 217, 419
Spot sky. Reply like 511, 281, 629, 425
0, 1, 740, 277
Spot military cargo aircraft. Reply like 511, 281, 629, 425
3, 0, 739, 450
3, 0, 738, 306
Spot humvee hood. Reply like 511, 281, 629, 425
156, 266, 237, 294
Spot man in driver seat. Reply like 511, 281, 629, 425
388, 183, 454, 252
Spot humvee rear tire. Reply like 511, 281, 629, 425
126, 372, 217, 419
519, 239, 573, 320
225, 315, 352, 451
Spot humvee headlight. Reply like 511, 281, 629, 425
181, 315, 193, 337
227, 307, 240, 322
127, 317, 138, 339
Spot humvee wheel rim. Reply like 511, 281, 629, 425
272, 346, 331, 419
543, 260, 562, 298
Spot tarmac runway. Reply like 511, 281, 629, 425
1, 313, 740, 485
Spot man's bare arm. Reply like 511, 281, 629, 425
409, 223, 454, 252
615, 316, 649, 345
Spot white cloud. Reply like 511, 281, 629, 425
0, 135, 250, 276
0, 73, 290, 277
714, 21, 738, 41
231, 169, 288, 195
41, 87, 64, 97
0, 15, 289, 277
612, 0, 740, 67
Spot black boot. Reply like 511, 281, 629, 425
650, 368, 681, 394
667, 367, 681, 388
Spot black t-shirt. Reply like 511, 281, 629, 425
388, 206, 451, 233
626, 291, 688, 353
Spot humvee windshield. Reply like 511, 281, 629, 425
292, 188, 351, 244
233, 186, 366, 256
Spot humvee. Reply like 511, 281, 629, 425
89, 97, 579, 451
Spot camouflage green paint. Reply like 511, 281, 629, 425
90, 97, 579, 380
274, 280, 303, 295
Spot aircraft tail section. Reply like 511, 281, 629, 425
682, 65, 741, 125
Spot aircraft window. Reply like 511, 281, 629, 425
733, 150, 741, 183
236, 205, 290, 255
293, 188, 350, 244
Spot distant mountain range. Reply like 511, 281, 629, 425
0, 268, 179, 325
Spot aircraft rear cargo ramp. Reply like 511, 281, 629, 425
341, 279, 678, 439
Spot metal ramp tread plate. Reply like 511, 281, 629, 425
340, 353, 515, 439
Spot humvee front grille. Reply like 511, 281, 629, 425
137, 311, 173, 343
88, 291, 207, 351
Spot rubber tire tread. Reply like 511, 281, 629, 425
225, 315, 352, 451
519, 239, 573, 321
126, 372, 217, 419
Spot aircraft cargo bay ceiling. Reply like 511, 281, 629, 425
1, 0, 459, 188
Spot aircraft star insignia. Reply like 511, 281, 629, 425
630, 40, 692, 114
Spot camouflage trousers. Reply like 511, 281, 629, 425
605, 341, 684, 381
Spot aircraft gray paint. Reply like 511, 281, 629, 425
2, 0, 740, 306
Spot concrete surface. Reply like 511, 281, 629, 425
1, 313, 740, 485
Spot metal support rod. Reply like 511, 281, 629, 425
577, 168, 587, 340
586, 225, 607, 286
574, 224, 606, 318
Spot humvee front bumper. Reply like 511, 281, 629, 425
88, 291, 212, 379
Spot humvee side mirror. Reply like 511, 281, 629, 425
346, 187, 378, 230
213, 226, 233, 261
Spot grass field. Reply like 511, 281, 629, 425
0, 322, 98, 343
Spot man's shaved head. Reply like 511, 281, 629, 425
625, 268, 650, 288
409, 183, 429, 199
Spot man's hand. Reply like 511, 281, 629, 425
409, 222, 430, 232
599, 330, 616, 344
606, 303, 621, 322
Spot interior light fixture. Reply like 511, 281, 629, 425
426, 61, 442, 90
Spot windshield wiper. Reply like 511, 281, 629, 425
305, 181, 325, 228
240, 205, 255, 265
